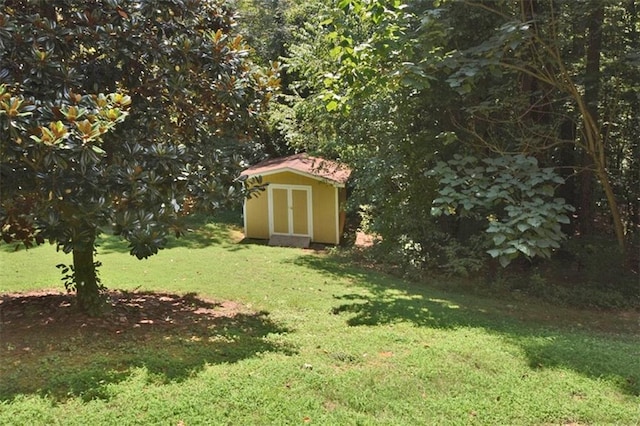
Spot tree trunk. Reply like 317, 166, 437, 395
556, 120, 577, 235
72, 229, 104, 315
577, 4, 604, 236
626, 0, 640, 235
595, 165, 626, 253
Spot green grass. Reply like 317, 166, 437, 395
1, 215, 639, 425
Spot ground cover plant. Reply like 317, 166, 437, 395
0, 216, 638, 425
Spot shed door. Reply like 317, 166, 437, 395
269, 185, 312, 237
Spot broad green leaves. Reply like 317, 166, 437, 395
429, 154, 574, 267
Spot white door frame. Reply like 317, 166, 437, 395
267, 184, 313, 238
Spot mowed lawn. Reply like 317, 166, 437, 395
0, 217, 638, 425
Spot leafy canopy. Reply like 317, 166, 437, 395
0, 0, 277, 313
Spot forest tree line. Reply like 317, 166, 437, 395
237, 0, 638, 273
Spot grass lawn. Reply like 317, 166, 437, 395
0, 215, 638, 425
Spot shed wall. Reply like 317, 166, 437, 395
244, 171, 340, 244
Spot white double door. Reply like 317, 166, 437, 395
268, 184, 313, 237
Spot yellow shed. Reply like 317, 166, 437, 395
240, 154, 351, 246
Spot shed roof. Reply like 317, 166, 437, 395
240, 154, 351, 186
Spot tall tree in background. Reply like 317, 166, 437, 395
235, 0, 331, 158
0, 0, 278, 314
578, 2, 604, 235
443, 0, 634, 252
281, 0, 637, 267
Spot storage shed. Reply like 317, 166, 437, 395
240, 154, 351, 246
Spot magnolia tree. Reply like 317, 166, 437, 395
0, 0, 278, 314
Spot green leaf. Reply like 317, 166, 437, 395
487, 249, 501, 258
91, 145, 106, 154
499, 256, 512, 268
326, 100, 339, 112
493, 234, 506, 245
338, 0, 352, 11
537, 239, 552, 248
515, 243, 531, 257
527, 217, 542, 227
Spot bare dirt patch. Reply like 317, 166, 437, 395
355, 231, 380, 248
0, 290, 248, 337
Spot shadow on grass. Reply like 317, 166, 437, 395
291, 254, 640, 396
0, 291, 294, 402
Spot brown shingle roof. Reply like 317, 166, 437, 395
240, 154, 351, 186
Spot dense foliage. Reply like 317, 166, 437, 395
0, 0, 277, 313
270, 0, 638, 279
